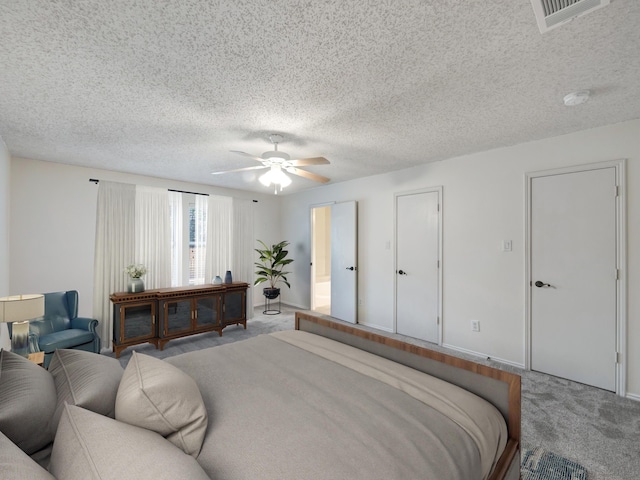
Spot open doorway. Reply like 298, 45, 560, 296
311, 205, 331, 314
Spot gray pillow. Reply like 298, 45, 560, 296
0, 349, 56, 454
49, 405, 211, 480
0, 430, 54, 480
49, 349, 124, 429
115, 352, 208, 457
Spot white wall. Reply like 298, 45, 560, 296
281, 119, 640, 397
9, 158, 282, 320
8, 121, 640, 396
0, 137, 10, 350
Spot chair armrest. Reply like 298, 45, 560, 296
71, 317, 98, 332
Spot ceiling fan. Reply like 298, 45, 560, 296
212, 134, 330, 194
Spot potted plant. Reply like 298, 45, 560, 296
125, 263, 147, 293
254, 240, 293, 300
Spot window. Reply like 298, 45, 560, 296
170, 193, 207, 286
189, 198, 207, 285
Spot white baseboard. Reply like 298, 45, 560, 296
253, 301, 308, 310
442, 343, 525, 369
359, 321, 393, 332
625, 392, 640, 402
281, 301, 309, 310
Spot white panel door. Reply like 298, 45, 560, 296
396, 191, 439, 343
331, 201, 357, 323
531, 167, 617, 391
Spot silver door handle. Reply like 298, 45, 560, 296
346, 266, 356, 271
397, 270, 407, 275
534, 280, 552, 288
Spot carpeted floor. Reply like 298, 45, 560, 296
104, 306, 296, 367
104, 305, 640, 480
516, 367, 640, 480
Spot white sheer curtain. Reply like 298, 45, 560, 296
204, 195, 232, 283
94, 184, 254, 349
192, 194, 208, 285
135, 186, 171, 289
169, 192, 183, 287
232, 198, 255, 318
93, 181, 135, 349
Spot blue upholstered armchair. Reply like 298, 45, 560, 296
8, 291, 100, 368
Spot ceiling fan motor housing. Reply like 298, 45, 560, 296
262, 150, 291, 162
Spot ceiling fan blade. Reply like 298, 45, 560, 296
229, 150, 265, 163
211, 165, 268, 175
286, 167, 330, 183
288, 157, 330, 166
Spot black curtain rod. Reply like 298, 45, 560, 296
167, 188, 209, 196
89, 179, 258, 202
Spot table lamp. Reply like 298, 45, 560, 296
0, 294, 45, 357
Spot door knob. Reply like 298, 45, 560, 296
346, 266, 355, 271
534, 280, 551, 288
397, 270, 407, 275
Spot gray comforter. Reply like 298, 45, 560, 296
167, 331, 506, 480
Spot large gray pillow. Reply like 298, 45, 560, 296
0, 430, 54, 480
49, 405, 211, 480
0, 349, 56, 454
49, 349, 124, 429
115, 352, 208, 457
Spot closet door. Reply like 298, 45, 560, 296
395, 189, 440, 343
530, 167, 617, 391
330, 201, 357, 323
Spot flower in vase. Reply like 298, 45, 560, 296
125, 264, 147, 279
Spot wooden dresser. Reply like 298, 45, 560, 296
110, 283, 248, 357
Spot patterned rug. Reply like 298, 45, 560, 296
521, 446, 588, 480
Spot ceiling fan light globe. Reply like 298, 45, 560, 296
279, 173, 292, 187
270, 166, 289, 184
259, 171, 273, 186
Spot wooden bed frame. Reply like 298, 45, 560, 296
295, 311, 521, 480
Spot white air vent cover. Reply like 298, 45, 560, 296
530, 0, 610, 33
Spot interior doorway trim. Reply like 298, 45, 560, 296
524, 159, 627, 396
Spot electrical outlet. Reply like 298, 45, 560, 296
358, 298, 363, 306
471, 320, 480, 332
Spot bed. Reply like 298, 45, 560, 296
1, 311, 520, 480
167, 311, 521, 480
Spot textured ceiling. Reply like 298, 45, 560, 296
1, 1, 639, 194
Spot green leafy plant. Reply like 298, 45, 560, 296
254, 240, 293, 289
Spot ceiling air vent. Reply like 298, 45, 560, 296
530, 0, 610, 33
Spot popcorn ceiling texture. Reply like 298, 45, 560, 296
0, 1, 639, 193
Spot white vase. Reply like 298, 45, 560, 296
127, 277, 145, 293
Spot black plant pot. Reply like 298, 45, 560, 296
263, 287, 280, 300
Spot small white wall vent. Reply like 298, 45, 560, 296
530, 0, 610, 33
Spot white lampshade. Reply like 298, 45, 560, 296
0, 294, 45, 323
